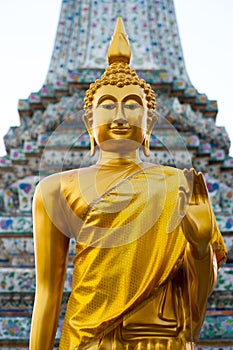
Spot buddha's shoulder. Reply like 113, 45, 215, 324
34, 173, 61, 200
36, 168, 91, 192
144, 163, 185, 177
161, 165, 185, 177
35, 169, 75, 194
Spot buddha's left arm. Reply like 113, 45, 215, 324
180, 169, 218, 337
183, 242, 217, 338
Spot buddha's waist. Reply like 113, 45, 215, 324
121, 322, 180, 339
88, 324, 194, 350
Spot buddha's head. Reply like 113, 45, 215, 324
84, 17, 156, 157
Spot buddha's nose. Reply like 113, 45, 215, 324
112, 105, 128, 125
112, 117, 128, 126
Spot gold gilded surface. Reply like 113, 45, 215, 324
30, 17, 227, 350
107, 17, 131, 65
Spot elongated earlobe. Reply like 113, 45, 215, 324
142, 111, 157, 156
83, 113, 96, 157
142, 134, 150, 157
90, 134, 97, 157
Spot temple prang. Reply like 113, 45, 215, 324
0, 1, 233, 349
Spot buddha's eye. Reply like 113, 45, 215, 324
124, 103, 140, 110
98, 103, 116, 110
123, 98, 141, 110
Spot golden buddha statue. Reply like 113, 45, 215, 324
29, 18, 227, 350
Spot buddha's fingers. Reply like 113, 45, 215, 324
183, 168, 209, 206
183, 168, 196, 205
192, 172, 209, 208
183, 168, 194, 189
179, 185, 189, 217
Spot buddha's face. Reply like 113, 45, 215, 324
89, 85, 149, 153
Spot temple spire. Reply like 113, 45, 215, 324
107, 17, 131, 65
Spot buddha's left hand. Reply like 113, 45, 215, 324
179, 168, 213, 259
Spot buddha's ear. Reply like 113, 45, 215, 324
147, 110, 157, 133
142, 110, 157, 157
89, 133, 97, 157
83, 111, 92, 130
83, 112, 97, 157
142, 133, 151, 157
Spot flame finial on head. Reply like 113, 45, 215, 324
108, 17, 131, 65
84, 17, 156, 116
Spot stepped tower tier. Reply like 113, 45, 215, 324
46, 0, 190, 84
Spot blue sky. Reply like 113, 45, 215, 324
0, 0, 232, 157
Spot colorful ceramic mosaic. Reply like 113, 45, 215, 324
4, 84, 230, 164
208, 291, 233, 311
200, 316, 233, 340
14, 164, 32, 179
207, 164, 222, 178
9, 149, 26, 162
0, 290, 70, 315
0, 238, 34, 266
3, 186, 20, 214
39, 149, 99, 170
0, 237, 76, 267
0, 172, 17, 189
0, 317, 31, 340
150, 132, 199, 149
197, 347, 233, 350
0, 317, 61, 341
216, 216, 233, 233
29, 92, 41, 104
17, 177, 38, 213
37, 132, 90, 148
220, 172, 233, 187
0, 216, 32, 235
23, 141, 40, 154
215, 267, 233, 292
1, 348, 29, 350
40, 84, 55, 98
204, 174, 221, 213
46, 0, 188, 83
18, 99, 30, 112
0, 156, 12, 168
223, 236, 233, 261
0, 267, 73, 293
220, 183, 233, 215
210, 149, 226, 162
193, 157, 209, 173
222, 157, 233, 169
198, 142, 212, 155
26, 156, 41, 173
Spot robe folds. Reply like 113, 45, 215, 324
58, 164, 226, 350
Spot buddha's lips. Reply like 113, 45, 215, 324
109, 125, 131, 130
110, 127, 131, 133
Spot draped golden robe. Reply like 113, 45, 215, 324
58, 164, 226, 350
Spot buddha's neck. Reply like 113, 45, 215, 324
96, 149, 142, 166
